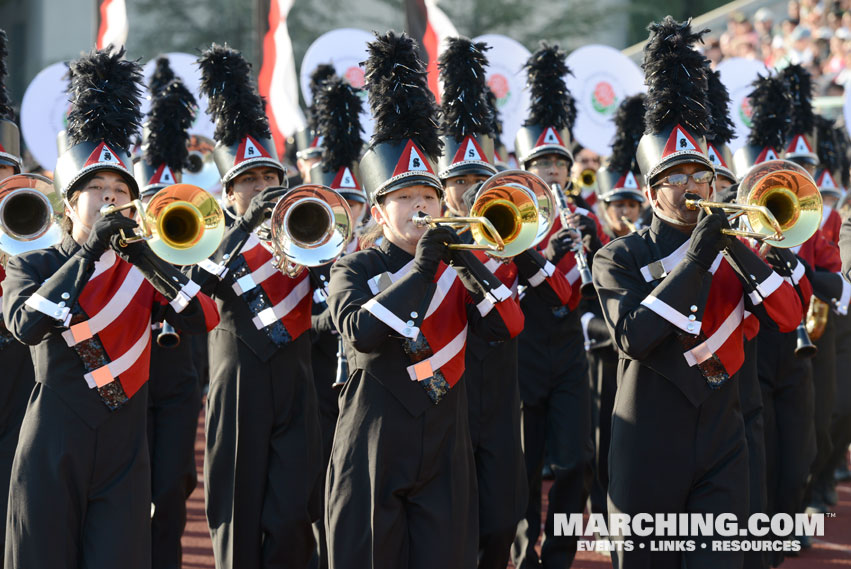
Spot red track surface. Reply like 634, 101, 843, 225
181, 408, 851, 568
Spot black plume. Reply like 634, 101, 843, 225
780, 64, 814, 136
0, 29, 13, 121
315, 76, 364, 173
198, 44, 271, 147
485, 86, 503, 142
642, 17, 711, 136
745, 73, 790, 149
706, 68, 735, 145
835, 125, 851, 188
363, 31, 442, 159
438, 37, 493, 140
523, 42, 576, 132
307, 63, 337, 131
65, 46, 143, 150
815, 115, 840, 173
144, 77, 197, 172
608, 94, 646, 174
149, 56, 177, 97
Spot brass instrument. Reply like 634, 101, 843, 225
100, 183, 226, 266
552, 183, 595, 298
481, 170, 557, 249
156, 322, 181, 348
575, 168, 597, 192
182, 135, 222, 195
0, 174, 64, 265
795, 321, 818, 358
621, 215, 640, 233
685, 159, 822, 248
412, 176, 540, 258
805, 297, 830, 341
268, 184, 353, 277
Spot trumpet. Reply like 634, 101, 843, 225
268, 185, 353, 277
100, 183, 225, 266
621, 215, 640, 233
575, 168, 597, 190
412, 175, 540, 258
552, 183, 595, 298
0, 174, 64, 266
684, 159, 822, 249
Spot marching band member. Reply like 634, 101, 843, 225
324, 31, 524, 569
0, 29, 35, 567
305, 73, 367, 569
2, 47, 219, 568
294, 64, 337, 183
593, 19, 802, 568
586, 93, 646, 521
436, 36, 571, 569
133, 57, 202, 569
192, 44, 322, 568
511, 42, 606, 569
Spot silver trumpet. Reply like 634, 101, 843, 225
552, 183, 595, 298
0, 174, 64, 266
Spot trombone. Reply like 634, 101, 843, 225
0, 174, 64, 266
411, 171, 542, 259
684, 159, 822, 249
268, 184, 354, 277
100, 183, 226, 266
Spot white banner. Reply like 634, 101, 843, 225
20, 62, 70, 170
715, 58, 770, 153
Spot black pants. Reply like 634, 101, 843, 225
806, 315, 837, 504
0, 340, 34, 569
326, 371, 477, 569
6, 382, 151, 569
147, 335, 202, 569
513, 336, 593, 569
205, 330, 322, 569
588, 346, 617, 519
608, 366, 748, 569
739, 339, 768, 569
824, 313, 851, 489
466, 338, 527, 569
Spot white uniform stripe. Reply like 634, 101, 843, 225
565, 266, 580, 285
527, 261, 555, 287
83, 322, 152, 388
791, 260, 805, 284
62, 268, 145, 346
90, 250, 118, 281
683, 297, 744, 366
641, 294, 701, 335
476, 298, 494, 317
406, 324, 468, 381
425, 267, 459, 319
232, 260, 280, 295
26, 293, 71, 325
198, 258, 228, 279
836, 275, 851, 315
747, 271, 784, 306
251, 277, 311, 329
363, 298, 420, 339
367, 260, 415, 295
169, 279, 201, 313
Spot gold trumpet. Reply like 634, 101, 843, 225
268, 184, 353, 277
412, 176, 540, 258
0, 174, 64, 265
685, 159, 822, 248
621, 215, 640, 233
100, 183, 225, 266
575, 168, 597, 190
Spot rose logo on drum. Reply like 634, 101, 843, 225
591, 81, 617, 116
487, 74, 510, 107
739, 96, 754, 128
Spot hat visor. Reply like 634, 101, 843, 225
602, 189, 645, 204
438, 162, 498, 181
374, 174, 444, 203
647, 154, 714, 186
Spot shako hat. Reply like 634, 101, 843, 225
597, 94, 646, 204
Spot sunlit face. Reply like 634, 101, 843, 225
297, 156, 321, 182
69, 170, 134, 244
370, 184, 442, 254
604, 198, 642, 236
0, 164, 15, 182
648, 162, 714, 229
823, 194, 840, 209
526, 153, 571, 188
715, 173, 735, 193
443, 173, 488, 215
571, 148, 601, 181
346, 199, 365, 224
227, 166, 282, 216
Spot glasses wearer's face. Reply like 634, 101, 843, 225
653, 170, 715, 188
529, 157, 570, 170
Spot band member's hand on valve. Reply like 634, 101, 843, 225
545, 227, 580, 264
686, 207, 731, 270
237, 185, 290, 232
82, 212, 139, 260
414, 226, 458, 280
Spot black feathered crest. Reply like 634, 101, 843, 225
642, 17, 711, 137
315, 76, 364, 172
706, 68, 735, 145
149, 56, 177, 97
815, 115, 840, 173
523, 42, 576, 132
608, 94, 646, 174
65, 46, 143, 150
835, 125, 851, 188
307, 63, 337, 131
0, 29, 13, 121
745, 73, 790, 149
198, 44, 271, 147
781, 64, 815, 135
485, 86, 503, 142
363, 31, 442, 159
438, 37, 494, 140
144, 76, 197, 172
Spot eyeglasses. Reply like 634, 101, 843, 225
528, 158, 570, 170
653, 170, 714, 188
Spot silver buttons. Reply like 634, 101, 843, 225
222, 253, 230, 260
406, 320, 415, 327
687, 323, 695, 332
690, 305, 698, 313
60, 292, 70, 300
58, 301, 65, 308
410, 311, 418, 318
688, 315, 696, 321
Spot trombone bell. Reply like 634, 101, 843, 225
0, 174, 63, 263
145, 184, 226, 265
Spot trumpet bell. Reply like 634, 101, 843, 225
269, 185, 353, 269
181, 135, 222, 197
143, 184, 225, 266
736, 159, 822, 248
469, 180, 539, 258
477, 170, 556, 250
0, 174, 63, 260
